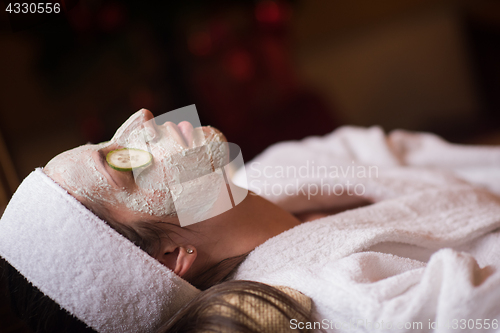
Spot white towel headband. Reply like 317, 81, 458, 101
0, 168, 200, 333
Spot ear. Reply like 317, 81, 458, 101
156, 246, 197, 278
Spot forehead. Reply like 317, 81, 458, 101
44, 144, 108, 196
46, 144, 98, 171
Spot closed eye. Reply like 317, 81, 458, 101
95, 149, 135, 189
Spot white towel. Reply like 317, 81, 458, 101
233, 126, 500, 332
0, 168, 200, 333
234, 186, 500, 332
235, 126, 500, 211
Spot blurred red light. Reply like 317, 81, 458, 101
98, 3, 125, 33
255, 1, 281, 24
226, 50, 254, 81
188, 31, 212, 56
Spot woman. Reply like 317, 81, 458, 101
0, 107, 312, 333
42, 108, 303, 288
2, 107, 500, 332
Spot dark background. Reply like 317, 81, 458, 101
0, 0, 499, 194
0, 0, 499, 331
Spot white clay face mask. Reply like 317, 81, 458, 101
45, 105, 248, 227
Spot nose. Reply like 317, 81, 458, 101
177, 121, 194, 148
140, 109, 158, 141
141, 108, 155, 122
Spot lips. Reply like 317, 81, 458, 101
177, 121, 194, 148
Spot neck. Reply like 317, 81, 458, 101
239, 193, 303, 243
189, 191, 302, 270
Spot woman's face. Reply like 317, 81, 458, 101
44, 109, 227, 224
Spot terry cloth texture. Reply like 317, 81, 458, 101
0, 168, 200, 333
233, 126, 500, 332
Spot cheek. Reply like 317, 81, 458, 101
122, 188, 176, 218
118, 132, 227, 219
136, 145, 215, 188
102, 196, 163, 225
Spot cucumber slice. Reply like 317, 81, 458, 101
106, 148, 152, 171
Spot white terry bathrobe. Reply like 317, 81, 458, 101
232, 126, 500, 332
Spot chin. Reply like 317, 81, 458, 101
202, 126, 227, 143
